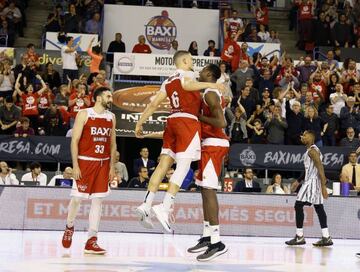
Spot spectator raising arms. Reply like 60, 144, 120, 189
13, 73, 47, 128
61, 36, 80, 84
87, 38, 103, 85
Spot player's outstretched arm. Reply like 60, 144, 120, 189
135, 90, 167, 138
71, 110, 87, 180
181, 77, 225, 92
308, 148, 328, 199
199, 91, 226, 128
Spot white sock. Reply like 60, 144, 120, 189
163, 192, 175, 212
203, 221, 211, 237
88, 198, 103, 238
210, 225, 220, 244
144, 191, 155, 209
296, 228, 304, 237
66, 197, 82, 228
321, 228, 329, 238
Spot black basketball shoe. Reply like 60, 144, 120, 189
187, 236, 211, 253
285, 235, 306, 246
196, 241, 228, 262
313, 236, 333, 247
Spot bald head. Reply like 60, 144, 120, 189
63, 167, 73, 179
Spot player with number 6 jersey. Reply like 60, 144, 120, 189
134, 51, 225, 233
62, 87, 117, 255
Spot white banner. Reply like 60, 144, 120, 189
238, 42, 281, 58
103, 5, 219, 54
45, 32, 99, 52
113, 53, 221, 76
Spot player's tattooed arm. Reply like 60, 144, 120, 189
199, 91, 226, 128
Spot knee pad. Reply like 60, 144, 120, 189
169, 158, 192, 187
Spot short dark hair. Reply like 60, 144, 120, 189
27, 43, 34, 49
173, 50, 190, 64
138, 166, 147, 174
92, 45, 101, 54
65, 36, 73, 44
243, 167, 253, 174
30, 162, 41, 170
208, 39, 215, 45
4, 96, 13, 103
20, 117, 30, 124
93, 87, 111, 102
206, 64, 221, 81
348, 151, 357, 157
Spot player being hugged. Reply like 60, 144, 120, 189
286, 130, 333, 247
134, 50, 224, 232
62, 87, 117, 255
187, 64, 229, 261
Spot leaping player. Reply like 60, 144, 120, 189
134, 50, 224, 232
186, 64, 229, 261
62, 87, 117, 254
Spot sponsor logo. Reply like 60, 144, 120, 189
145, 10, 177, 50
120, 112, 167, 125
26, 199, 313, 226
112, 86, 170, 112
116, 55, 135, 74
239, 147, 256, 166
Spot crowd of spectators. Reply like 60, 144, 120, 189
45, 0, 106, 37
0, 0, 28, 46
291, 0, 360, 51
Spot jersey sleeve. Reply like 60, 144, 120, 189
159, 80, 167, 93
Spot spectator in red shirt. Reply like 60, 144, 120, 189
23, 43, 40, 70
221, 28, 242, 72
68, 82, 91, 125
13, 73, 47, 128
14, 117, 35, 138
132, 35, 152, 54
296, 0, 314, 50
253, 1, 269, 31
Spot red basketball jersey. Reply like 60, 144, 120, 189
78, 108, 114, 159
201, 88, 228, 140
160, 70, 201, 117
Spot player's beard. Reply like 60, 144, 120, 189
102, 101, 112, 109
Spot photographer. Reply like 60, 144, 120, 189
0, 161, 19, 185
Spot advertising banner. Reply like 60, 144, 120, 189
113, 53, 221, 76
15, 48, 91, 77
45, 32, 99, 52
112, 85, 169, 137
0, 187, 359, 239
0, 136, 71, 163
103, 5, 219, 54
238, 42, 281, 58
229, 144, 354, 172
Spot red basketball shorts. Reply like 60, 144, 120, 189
161, 115, 201, 161
196, 138, 229, 190
71, 157, 110, 199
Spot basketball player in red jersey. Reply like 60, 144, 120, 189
135, 51, 224, 232
62, 87, 116, 255
187, 64, 229, 261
